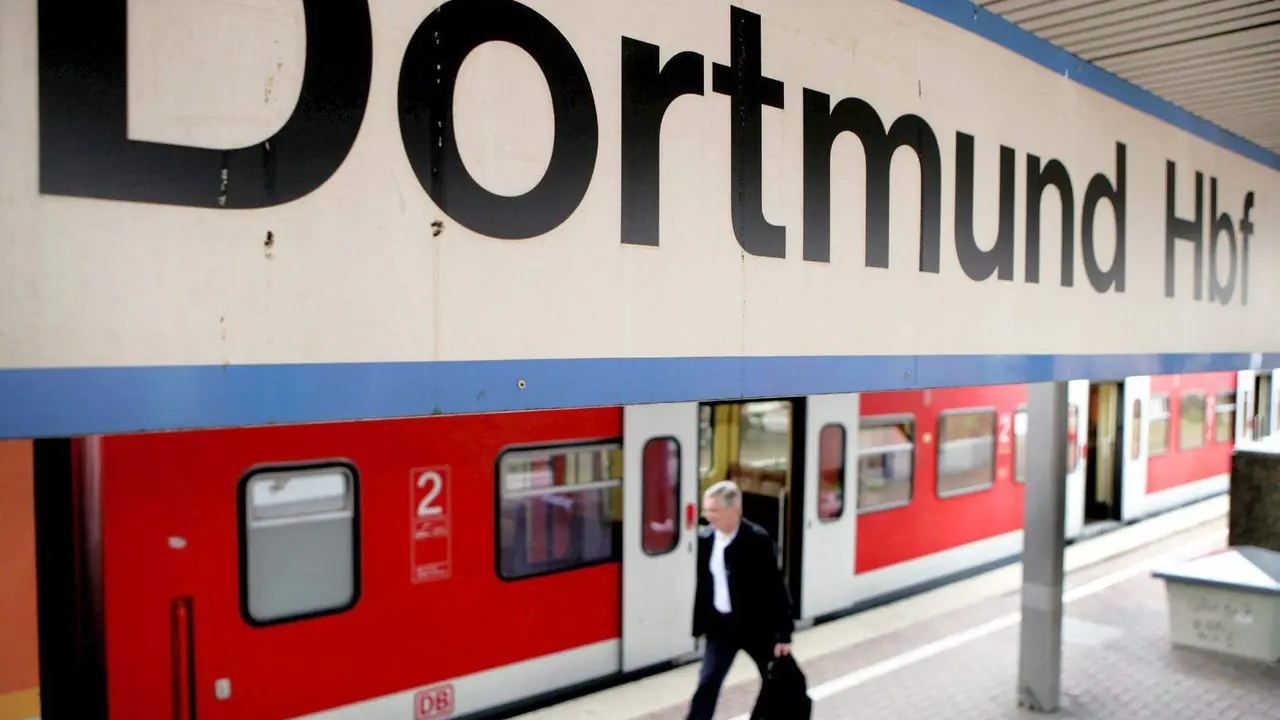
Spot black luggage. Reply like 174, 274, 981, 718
749, 653, 813, 719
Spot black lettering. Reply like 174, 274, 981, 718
38, 0, 372, 208
1025, 155, 1075, 287
1165, 161, 1205, 300
399, 0, 598, 240
1209, 179, 1238, 305
713, 7, 786, 258
1081, 142, 1126, 293
620, 39, 705, 247
1241, 193, 1255, 306
801, 90, 941, 271
954, 133, 1015, 282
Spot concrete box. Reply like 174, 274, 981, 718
1153, 546, 1280, 663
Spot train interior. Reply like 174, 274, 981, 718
1085, 381, 1124, 527
1252, 374, 1273, 441
696, 399, 807, 611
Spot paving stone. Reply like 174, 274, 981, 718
640, 525, 1280, 719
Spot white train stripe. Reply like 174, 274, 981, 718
289, 640, 620, 720
1131, 474, 1229, 520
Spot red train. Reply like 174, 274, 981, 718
26, 371, 1275, 720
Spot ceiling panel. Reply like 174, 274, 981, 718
978, 0, 1280, 156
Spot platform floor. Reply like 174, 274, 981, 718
514, 496, 1280, 719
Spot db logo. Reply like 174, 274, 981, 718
414, 684, 455, 719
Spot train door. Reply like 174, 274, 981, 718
1063, 380, 1090, 538
1121, 376, 1151, 520
1084, 382, 1123, 524
697, 400, 804, 607
621, 403, 699, 672
31, 438, 108, 720
1255, 372, 1273, 438
1270, 372, 1280, 437
1236, 370, 1256, 441
799, 394, 858, 619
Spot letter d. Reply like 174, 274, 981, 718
39, 0, 372, 208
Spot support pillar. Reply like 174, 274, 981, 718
1017, 381, 1069, 712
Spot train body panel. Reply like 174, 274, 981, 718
1271, 377, 1280, 438
847, 527, 1024, 612
800, 394, 860, 619
1119, 376, 1152, 521
1063, 380, 1092, 539
1145, 372, 1235, 495
95, 409, 623, 720
291, 640, 618, 720
855, 384, 1027, 574
1127, 367, 1234, 519
621, 402, 700, 671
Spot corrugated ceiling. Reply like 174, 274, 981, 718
976, 0, 1280, 157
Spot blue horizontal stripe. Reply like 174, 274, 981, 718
0, 352, 1275, 439
901, 0, 1280, 171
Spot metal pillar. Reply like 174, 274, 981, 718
1017, 381, 1069, 712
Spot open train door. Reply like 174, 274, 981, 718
1121, 376, 1151, 520
1063, 380, 1091, 539
1264, 368, 1274, 438
1237, 370, 1257, 441
622, 403, 700, 672
800, 393, 859, 619
1256, 371, 1275, 438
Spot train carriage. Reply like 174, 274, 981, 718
29, 371, 1268, 720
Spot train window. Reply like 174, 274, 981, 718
241, 464, 359, 626
817, 424, 846, 521
1013, 409, 1028, 483
936, 409, 996, 497
1179, 393, 1206, 451
1149, 396, 1170, 456
497, 442, 623, 580
857, 416, 914, 513
1215, 392, 1236, 444
642, 437, 681, 556
737, 401, 792, 477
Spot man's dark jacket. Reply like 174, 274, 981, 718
691, 518, 795, 644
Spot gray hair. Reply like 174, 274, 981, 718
703, 480, 742, 507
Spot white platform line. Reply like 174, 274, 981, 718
727, 530, 1226, 719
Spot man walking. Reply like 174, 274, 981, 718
687, 480, 794, 720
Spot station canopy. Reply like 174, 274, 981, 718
978, 0, 1280, 156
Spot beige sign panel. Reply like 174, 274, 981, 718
1, 0, 1277, 373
